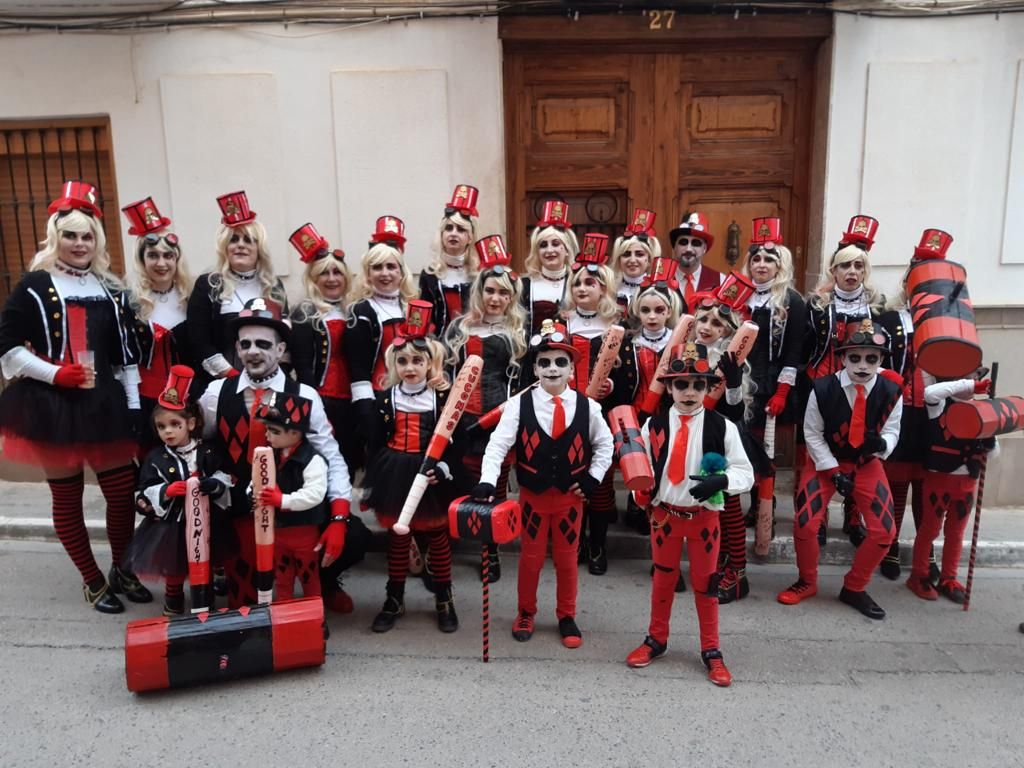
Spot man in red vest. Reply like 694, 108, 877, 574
669, 212, 723, 311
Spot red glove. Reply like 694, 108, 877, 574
315, 499, 350, 567
165, 480, 188, 498
765, 382, 791, 416
259, 485, 283, 508
879, 368, 904, 386
53, 364, 87, 389
974, 379, 991, 395
224, 368, 241, 379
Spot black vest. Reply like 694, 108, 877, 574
648, 408, 727, 492
515, 391, 593, 493
215, 376, 301, 482
275, 440, 329, 528
813, 375, 900, 463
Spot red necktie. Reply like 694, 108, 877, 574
551, 395, 566, 439
684, 273, 696, 306
246, 387, 267, 462
667, 414, 691, 485
849, 384, 866, 449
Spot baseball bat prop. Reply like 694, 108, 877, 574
705, 321, 759, 404
607, 405, 654, 491
638, 314, 695, 414
964, 362, 998, 612
392, 354, 483, 535
754, 414, 777, 558
125, 597, 325, 693
184, 476, 212, 613
585, 324, 625, 399
252, 446, 276, 605
473, 382, 539, 432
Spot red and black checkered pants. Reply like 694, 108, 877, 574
518, 487, 584, 620
912, 471, 976, 582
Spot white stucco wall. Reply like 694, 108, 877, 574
0, 17, 505, 294
823, 12, 1024, 306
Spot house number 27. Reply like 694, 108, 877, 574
645, 10, 676, 30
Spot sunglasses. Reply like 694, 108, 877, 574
846, 353, 880, 365
238, 339, 275, 350
671, 379, 708, 392
675, 237, 706, 248
144, 232, 180, 247
537, 356, 571, 369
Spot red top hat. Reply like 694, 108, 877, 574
444, 184, 480, 218
529, 318, 580, 361
48, 180, 103, 218
624, 208, 657, 239
669, 211, 714, 250
370, 215, 407, 251
217, 190, 257, 228
257, 391, 313, 434
393, 300, 435, 349
229, 297, 291, 341
575, 233, 609, 268
913, 228, 953, 261
840, 214, 879, 251
641, 255, 681, 291
475, 234, 515, 271
837, 318, 890, 353
289, 222, 330, 263
715, 270, 755, 312
750, 217, 783, 248
658, 342, 721, 383
158, 365, 195, 411
121, 197, 172, 236
537, 200, 572, 229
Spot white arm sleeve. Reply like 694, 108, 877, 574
0, 345, 59, 384
113, 364, 141, 409
281, 455, 329, 512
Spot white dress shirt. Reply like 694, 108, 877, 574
479, 386, 614, 486
281, 452, 329, 512
675, 264, 723, 292
199, 367, 352, 503
640, 406, 754, 510
803, 370, 903, 471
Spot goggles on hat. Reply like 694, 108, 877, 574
748, 244, 780, 259
573, 263, 608, 280
483, 264, 518, 282
144, 232, 180, 247
393, 336, 430, 351
56, 207, 95, 219
530, 330, 568, 347
444, 206, 475, 218
845, 330, 887, 348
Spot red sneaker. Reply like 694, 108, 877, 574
702, 649, 732, 687
906, 574, 938, 601
558, 616, 583, 649
777, 578, 817, 605
937, 578, 967, 604
512, 611, 535, 642
626, 636, 667, 668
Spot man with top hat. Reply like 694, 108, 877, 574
198, 296, 357, 611
778, 319, 902, 619
669, 211, 723, 310
472, 319, 614, 649
626, 342, 753, 687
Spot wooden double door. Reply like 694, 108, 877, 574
502, 16, 828, 286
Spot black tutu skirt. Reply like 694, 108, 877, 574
363, 447, 460, 531
122, 516, 187, 581
0, 377, 135, 468
737, 423, 774, 478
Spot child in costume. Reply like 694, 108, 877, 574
778, 319, 902, 619
473, 319, 614, 649
124, 365, 231, 615
365, 301, 462, 633
627, 342, 753, 687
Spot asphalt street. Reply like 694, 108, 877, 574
1, 539, 1022, 768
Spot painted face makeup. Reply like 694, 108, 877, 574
843, 348, 881, 383
369, 256, 402, 293
227, 232, 258, 272
673, 236, 707, 272
534, 350, 573, 393
671, 377, 707, 414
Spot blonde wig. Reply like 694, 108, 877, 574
129, 233, 191, 321
210, 221, 285, 305
610, 233, 661, 275
299, 251, 352, 321
444, 268, 528, 373
629, 284, 681, 328
742, 244, 796, 324
30, 209, 123, 290
524, 225, 579, 276
350, 242, 418, 304
563, 264, 619, 324
809, 243, 884, 312
425, 211, 479, 280
385, 337, 450, 391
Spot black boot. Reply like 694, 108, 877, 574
371, 582, 405, 633
588, 546, 608, 576
435, 583, 459, 633
162, 592, 185, 617
108, 565, 153, 603
717, 569, 749, 604
83, 578, 124, 614
839, 587, 885, 620
880, 545, 901, 580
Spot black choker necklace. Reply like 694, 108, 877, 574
152, 284, 175, 303
372, 291, 400, 302
231, 269, 257, 281
55, 260, 91, 284
249, 370, 277, 385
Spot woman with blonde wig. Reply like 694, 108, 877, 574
418, 184, 480, 337
610, 208, 660, 318
520, 200, 578, 334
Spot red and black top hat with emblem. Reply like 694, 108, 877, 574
537, 200, 572, 230
230, 297, 291, 341
49, 180, 103, 218
122, 196, 172, 236
913, 228, 953, 261
839, 214, 879, 251
256, 391, 313, 434
641, 254, 681, 291
529, 318, 580, 361
574, 233, 610, 274
715, 270, 755, 311
624, 208, 657, 240
289, 222, 331, 263
217, 190, 257, 228
157, 365, 195, 411
370, 215, 407, 251
444, 184, 480, 218
475, 234, 518, 280
669, 211, 714, 249
658, 342, 721, 383
392, 300, 435, 350
837, 318, 890, 353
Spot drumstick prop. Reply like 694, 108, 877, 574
638, 314, 696, 415
184, 476, 212, 613
754, 414, 776, 558
393, 354, 483, 535
252, 446, 276, 604
706, 321, 759, 404
585, 324, 625, 399
964, 361, 998, 612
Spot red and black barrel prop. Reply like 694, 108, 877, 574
449, 496, 522, 663
607, 405, 654, 491
906, 259, 982, 379
125, 597, 326, 693
944, 396, 1024, 440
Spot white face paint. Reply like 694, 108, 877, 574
673, 235, 708, 274
236, 325, 285, 379
669, 376, 708, 414
533, 349, 573, 395
843, 346, 882, 384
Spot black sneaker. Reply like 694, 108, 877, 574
435, 585, 459, 633
588, 547, 608, 576
879, 554, 901, 580
839, 587, 885, 620
83, 579, 124, 614
371, 590, 405, 633
512, 611, 534, 642
162, 593, 185, 617
108, 565, 153, 603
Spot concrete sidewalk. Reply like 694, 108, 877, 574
1, 475, 1021, 568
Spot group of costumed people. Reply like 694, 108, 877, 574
0, 179, 1002, 689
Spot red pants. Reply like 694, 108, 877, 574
274, 525, 322, 599
912, 472, 976, 582
518, 487, 583, 619
647, 505, 720, 651
793, 458, 895, 592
